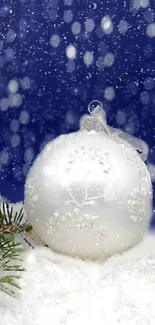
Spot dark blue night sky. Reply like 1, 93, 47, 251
0, 0, 155, 223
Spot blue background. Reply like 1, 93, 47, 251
0, 0, 155, 225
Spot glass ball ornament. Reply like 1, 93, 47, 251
24, 101, 153, 260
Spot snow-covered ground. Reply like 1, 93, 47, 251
1, 202, 155, 325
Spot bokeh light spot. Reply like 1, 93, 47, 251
50, 34, 61, 47
118, 19, 129, 34
66, 44, 77, 59
147, 23, 155, 38
11, 134, 21, 148
84, 18, 95, 32
19, 111, 29, 124
101, 15, 113, 35
8, 79, 19, 94
104, 52, 115, 67
63, 10, 73, 23
71, 21, 81, 35
83, 51, 94, 66
66, 60, 76, 73
104, 86, 115, 101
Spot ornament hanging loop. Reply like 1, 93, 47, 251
88, 100, 104, 114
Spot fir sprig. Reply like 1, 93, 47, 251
0, 200, 32, 297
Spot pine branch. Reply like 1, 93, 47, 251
0, 276, 21, 298
0, 199, 32, 297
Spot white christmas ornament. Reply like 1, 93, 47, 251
24, 101, 153, 260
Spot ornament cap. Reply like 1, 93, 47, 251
80, 100, 110, 134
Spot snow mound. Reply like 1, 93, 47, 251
1, 233, 155, 325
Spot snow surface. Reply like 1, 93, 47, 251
1, 202, 155, 325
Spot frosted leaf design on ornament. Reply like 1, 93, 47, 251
127, 185, 149, 223
45, 147, 113, 242
60, 164, 112, 241
47, 207, 108, 242
66, 174, 112, 208
65, 146, 112, 174
32, 195, 39, 203
64, 148, 113, 205
128, 199, 144, 223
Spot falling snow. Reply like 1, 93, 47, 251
0, 0, 154, 216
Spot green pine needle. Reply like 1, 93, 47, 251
0, 199, 32, 297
